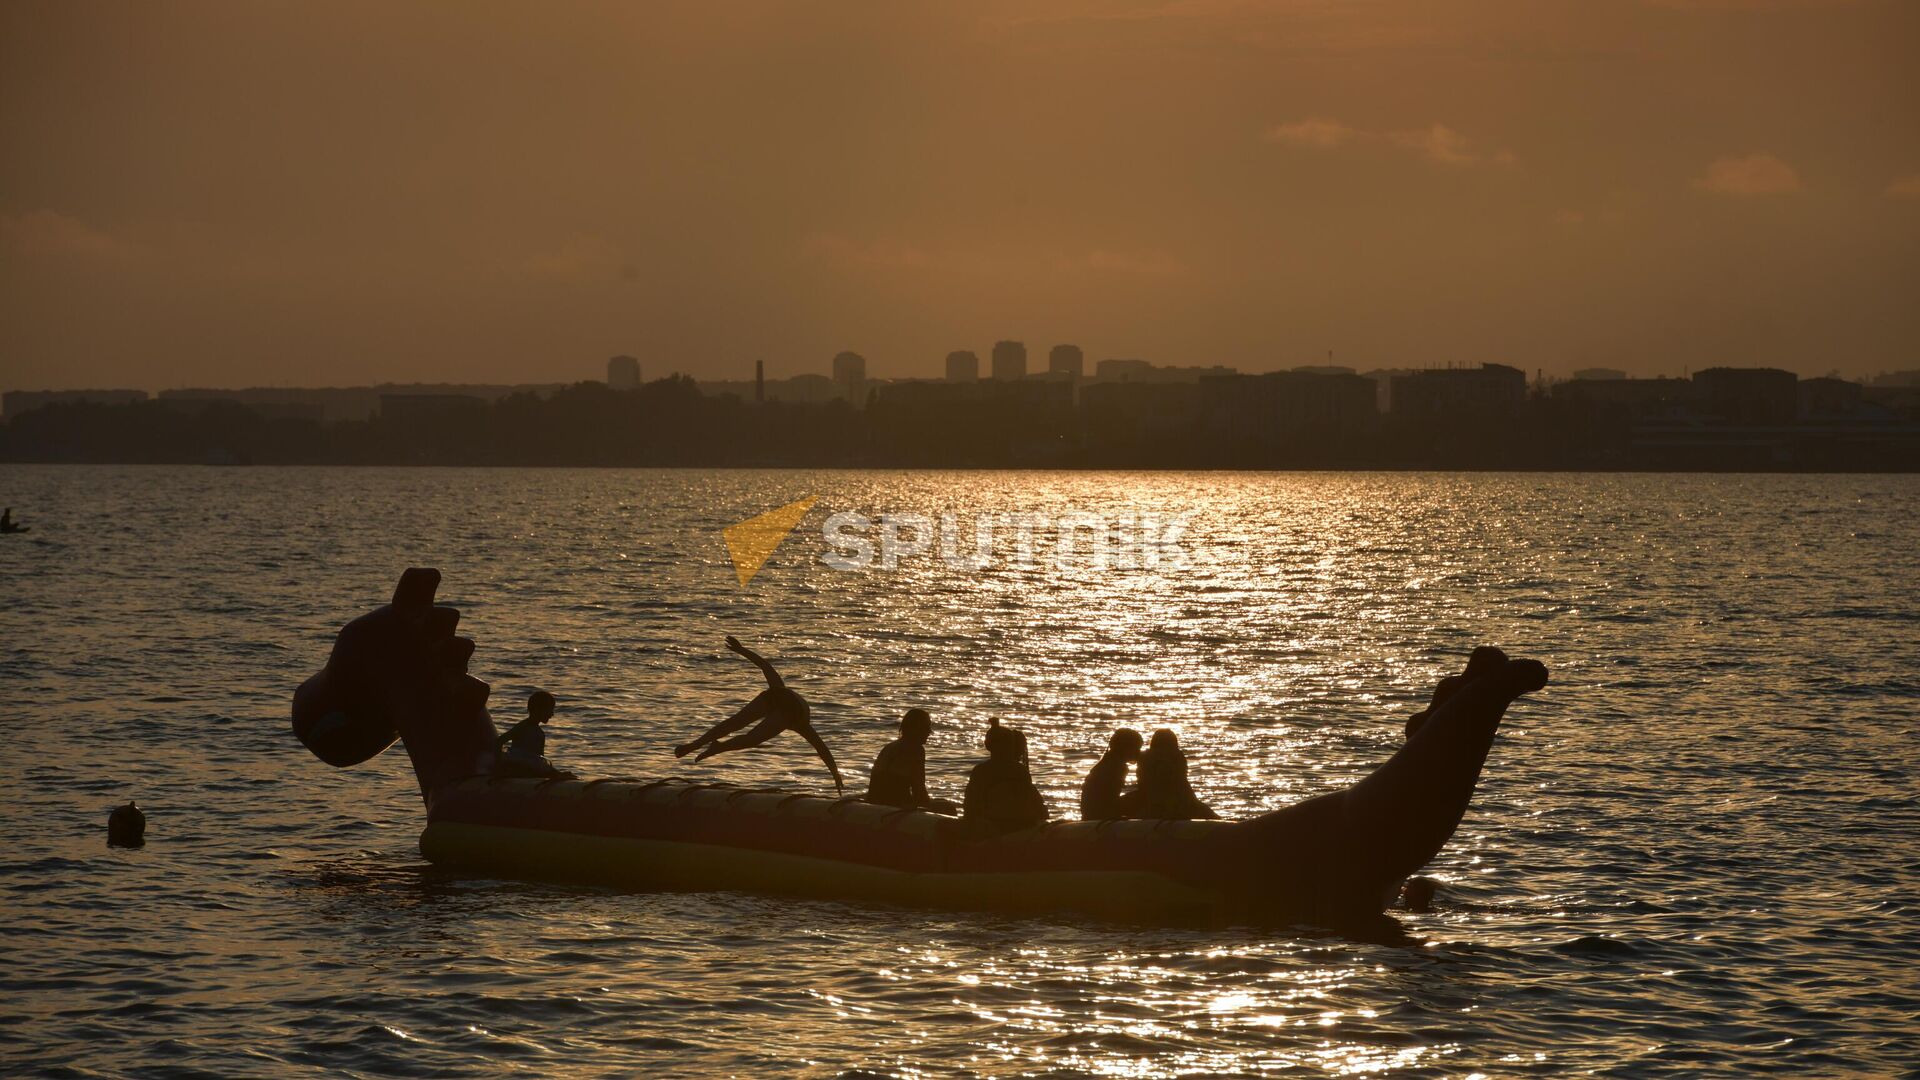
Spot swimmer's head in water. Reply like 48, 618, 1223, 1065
901, 708, 932, 741
529, 691, 556, 722
1110, 728, 1144, 757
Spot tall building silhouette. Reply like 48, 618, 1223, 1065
991, 340, 1027, 381
1390, 364, 1526, 417
945, 350, 980, 382
832, 350, 868, 405
607, 355, 641, 390
1048, 344, 1084, 379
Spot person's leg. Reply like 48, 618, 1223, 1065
677, 691, 775, 757
694, 712, 790, 761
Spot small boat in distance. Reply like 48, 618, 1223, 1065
292, 569, 1548, 925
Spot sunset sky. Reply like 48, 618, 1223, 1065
3, 0, 1917, 390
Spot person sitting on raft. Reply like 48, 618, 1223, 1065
864, 707, 959, 814
677, 635, 846, 795
494, 690, 573, 778
0, 507, 25, 533
1119, 728, 1219, 820
962, 719, 1049, 836
1080, 727, 1143, 821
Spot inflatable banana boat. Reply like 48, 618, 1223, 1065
293, 569, 1548, 924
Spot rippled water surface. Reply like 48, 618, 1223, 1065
3, 466, 1917, 1077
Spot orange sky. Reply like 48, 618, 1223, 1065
3, 0, 1917, 390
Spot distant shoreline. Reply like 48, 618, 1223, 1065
5, 379, 1915, 472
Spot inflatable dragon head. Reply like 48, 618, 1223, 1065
292, 568, 498, 799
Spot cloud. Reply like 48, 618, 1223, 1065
1264, 118, 1359, 148
1886, 174, 1920, 199
0, 210, 138, 261
1265, 119, 1514, 167
1388, 123, 1516, 167
1693, 153, 1801, 195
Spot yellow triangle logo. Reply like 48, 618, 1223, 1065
722, 496, 817, 585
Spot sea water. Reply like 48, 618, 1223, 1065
2, 466, 1916, 1077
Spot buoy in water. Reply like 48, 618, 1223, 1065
108, 801, 146, 847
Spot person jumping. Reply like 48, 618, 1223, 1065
676, 635, 845, 794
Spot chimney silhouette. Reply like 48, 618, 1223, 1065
755, 360, 765, 403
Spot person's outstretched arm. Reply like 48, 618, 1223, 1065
726, 635, 784, 690
799, 726, 845, 794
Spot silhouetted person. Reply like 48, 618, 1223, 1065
495, 690, 571, 778
678, 635, 845, 794
1120, 728, 1218, 820
0, 508, 25, 534
107, 800, 145, 847
962, 719, 1048, 836
1080, 727, 1143, 821
865, 707, 958, 814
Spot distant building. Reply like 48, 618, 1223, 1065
945, 350, 980, 382
155, 393, 323, 422
1552, 376, 1695, 418
1048, 344, 1084, 379
1198, 371, 1376, 454
1692, 367, 1797, 426
991, 340, 1027, 381
1796, 376, 1863, 421
1573, 367, 1627, 381
607, 355, 641, 390
154, 383, 558, 423
1291, 365, 1355, 376
1361, 369, 1413, 414
874, 379, 983, 408
379, 393, 486, 421
3, 388, 148, 420
1090, 359, 1237, 383
697, 373, 841, 405
1096, 358, 1154, 380
832, 351, 868, 406
1390, 364, 1527, 417
1082, 381, 1200, 460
